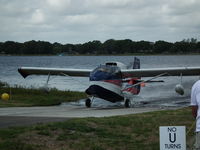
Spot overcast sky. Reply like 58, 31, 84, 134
0, 0, 200, 44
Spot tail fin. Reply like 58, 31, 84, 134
133, 57, 140, 69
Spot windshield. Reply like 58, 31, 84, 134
90, 65, 122, 81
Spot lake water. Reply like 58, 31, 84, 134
1, 55, 200, 107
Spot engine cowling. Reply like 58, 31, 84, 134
175, 84, 184, 95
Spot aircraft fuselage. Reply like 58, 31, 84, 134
85, 65, 128, 102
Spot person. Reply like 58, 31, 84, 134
191, 80, 200, 150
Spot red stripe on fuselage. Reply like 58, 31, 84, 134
103, 80, 122, 87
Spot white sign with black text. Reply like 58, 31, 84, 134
159, 126, 186, 150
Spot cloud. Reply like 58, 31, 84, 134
64, 14, 97, 25
46, 0, 71, 13
0, 0, 200, 43
30, 9, 45, 24
86, 0, 132, 8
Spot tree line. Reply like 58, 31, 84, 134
0, 38, 200, 55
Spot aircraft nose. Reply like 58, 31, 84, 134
85, 85, 96, 95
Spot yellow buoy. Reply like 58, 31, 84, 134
1, 93, 9, 101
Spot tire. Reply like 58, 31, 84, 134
125, 99, 131, 108
85, 98, 91, 108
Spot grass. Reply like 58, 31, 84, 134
0, 81, 86, 107
0, 107, 196, 150
0, 81, 196, 149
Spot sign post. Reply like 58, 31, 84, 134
159, 126, 186, 150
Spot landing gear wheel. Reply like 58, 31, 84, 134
85, 98, 91, 108
125, 99, 131, 108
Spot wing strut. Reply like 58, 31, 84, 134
122, 72, 169, 91
41, 73, 51, 92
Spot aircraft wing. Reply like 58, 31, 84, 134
18, 67, 92, 78
121, 67, 200, 78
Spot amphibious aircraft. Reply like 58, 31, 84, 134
18, 57, 200, 108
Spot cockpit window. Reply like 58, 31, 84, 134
105, 62, 117, 66
90, 65, 121, 81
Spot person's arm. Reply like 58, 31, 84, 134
191, 105, 198, 118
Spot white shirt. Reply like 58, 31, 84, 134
191, 80, 200, 132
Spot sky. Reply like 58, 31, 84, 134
0, 0, 200, 44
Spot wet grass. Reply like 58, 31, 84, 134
0, 107, 196, 150
0, 81, 86, 107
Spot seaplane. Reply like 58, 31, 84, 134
18, 57, 200, 108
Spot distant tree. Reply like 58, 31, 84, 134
196, 42, 200, 53
180, 38, 198, 53
102, 39, 117, 54
135, 41, 153, 53
2, 41, 23, 54
22, 40, 37, 54
64, 44, 76, 54
79, 40, 102, 54
74, 44, 81, 54
38, 41, 53, 54
131, 41, 138, 53
91, 40, 102, 54
182, 38, 197, 43
153, 41, 173, 53
21, 40, 53, 54
52, 42, 63, 54
0, 42, 3, 53
0, 38, 199, 55
170, 41, 190, 53
115, 39, 133, 54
